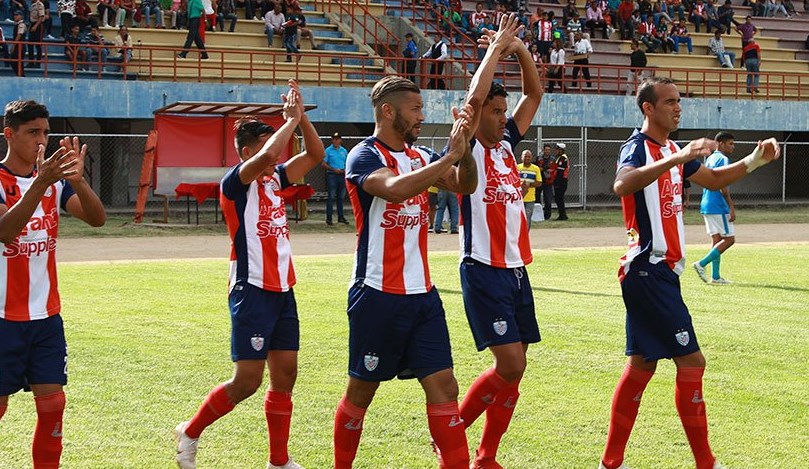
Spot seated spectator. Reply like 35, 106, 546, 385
64, 23, 87, 68
781, 0, 798, 16
745, 0, 766, 16
477, 13, 495, 39
522, 29, 535, 49
586, 1, 609, 39
630, 9, 642, 34
627, 39, 647, 95
638, 0, 653, 21
116, 0, 137, 27
81, 25, 109, 67
651, 0, 673, 26
535, 10, 554, 60
716, 0, 733, 33
0, 25, 9, 66
529, 41, 542, 63
689, 0, 707, 31
638, 16, 662, 51
547, 38, 566, 93
470, 2, 487, 35
167, 0, 184, 28
655, 16, 675, 52
566, 10, 582, 45
141, 0, 164, 27
562, 0, 578, 26
704, 0, 723, 32
109, 24, 132, 69
667, 0, 686, 20
670, 18, 692, 53
764, 0, 790, 16
217, 0, 236, 31
264, 2, 284, 47
235, 0, 257, 20
708, 29, 735, 67
291, 6, 315, 50
73, 0, 92, 30
96, 0, 118, 28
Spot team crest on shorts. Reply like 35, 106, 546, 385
675, 330, 690, 346
364, 354, 379, 371
493, 320, 508, 336
250, 335, 265, 351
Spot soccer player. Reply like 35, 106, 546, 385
693, 131, 736, 285
332, 75, 477, 469
0, 100, 106, 469
599, 77, 779, 469
174, 80, 324, 469
455, 13, 544, 469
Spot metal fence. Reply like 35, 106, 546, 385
1, 133, 806, 220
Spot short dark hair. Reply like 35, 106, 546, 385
370, 75, 420, 108
636, 77, 676, 113
234, 116, 275, 151
486, 81, 508, 102
715, 131, 734, 142
4, 100, 49, 130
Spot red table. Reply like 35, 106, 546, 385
175, 182, 220, 224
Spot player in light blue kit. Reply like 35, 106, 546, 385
693, 132, 736, 285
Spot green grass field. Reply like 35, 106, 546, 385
0, 246, 807, 469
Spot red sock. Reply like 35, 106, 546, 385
333, 396, 366, 469
675, 367, 716, 469
475, 382, 520, 465
185, 384, 236, 439
265, 391, 293, 467
33, 391, 65, 469
601, 364, 654, 469
460, 368, 509, 428
427, 401, 470, 469
0, 404, 6, 421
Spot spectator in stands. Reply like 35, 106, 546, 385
586, 1, 609, 39
638, 0, 653, 21
291, 6, 314, 50
107, 24, 132, 71
651, 0, 673, 26
529, 5, 544, 30
97, 0, 118, 28
717, 0, 734, 33
282, 7, 303, 62
264, 2, 284, 47
216, 0, 236, 31
522, 29, 535, 49
0, 24, 8, 65
81, 25, 109, 67
470, 2, 486, 33
439, 4, 463, 40
630, 9, 642, 34
535, 10, 554, 60
670, 19, 692, 53
566, 10, 582, 45
547, 37, 565, 92
42, 0, 54, 39
617, 0, 634, 39
117, 0, 138, 27
167, 0, 184, 28
709, 29, 735, 67
655, 16, 675, 52
742, 38, 760, 93
745, 0, 766, 16
234, 0, 255, 19
10, 0, 27, 17
704, 0, 723, 32
421, 31, 448, 89
562, 0, 579, 28
177, 0, 207, 59
402, 32, 418, 83
689, 0, 707, 31
763, 0, 790, 16
638, 15, 661, 51
64, 23, 87, 68
735, 15, 757, 47
26, 0, 45, 68
627, 38, 647, 95
57, 0, 76, 37
571, 31, 593, 89
667, 0, 686, 20
781, 0, 798, 16
201, 0, 215, 31
529, 41, 542, 63
141, 0, 164, 27
74, 0, 92, 30
11, 10, 26, 76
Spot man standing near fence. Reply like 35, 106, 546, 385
323, 132, 348, 225
553, 142, 569, 220
0, 99, 107, 469
538, 143, 555, 220
693, 131, 736, 285
598, 76, 780, 469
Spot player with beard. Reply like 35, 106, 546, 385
598, 76, 779, 469
332, 75, 478, 469
454, 14, 544, 469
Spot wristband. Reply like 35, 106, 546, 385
742, 145, 766, 173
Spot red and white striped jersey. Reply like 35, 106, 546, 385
537, 20, 554, 42
0, 165, 75, 322
617, 130, 701, 280
460, 118, 533, 269
345, 137, 437, 295
220, 163, 296, 293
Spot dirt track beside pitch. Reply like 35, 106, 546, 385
59, 224, 809, 263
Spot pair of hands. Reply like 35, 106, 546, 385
281, 79, 304, 123
478, 13, 527, 60
676, 137, 779, 166
36, 137, 88, 188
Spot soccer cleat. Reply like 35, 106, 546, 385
267, 457, 304, 469
598, 463, 632, 469
174, 421, 199, 469
692, 262, 709, 283
711, 277, 732, 285
713, 462, 727, 469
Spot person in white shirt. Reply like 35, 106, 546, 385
571, 31, 593, 89
708, 30, 735, 68
264, 2, 285, 47
421, 32, 449, 89
547, 38, 566, 93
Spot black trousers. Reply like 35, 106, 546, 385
428, 61, 445, 89
554, 180, 568, 218
404, 58, 416, 84
540, 183, 554, 220
181, 16, 206, 53
572, 58, 592, 87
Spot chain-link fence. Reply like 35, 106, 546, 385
1, 133, 806, 222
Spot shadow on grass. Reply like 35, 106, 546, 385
731, 282, 809, 293
438, 287, 620, 298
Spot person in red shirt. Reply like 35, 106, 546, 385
617, 0, 635, 39
0, 99, 106, 469
742, 39, 761, 94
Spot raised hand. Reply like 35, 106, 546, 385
757, 137, 780, 163
35, 143, 78, 186
678, 138, 717, 164
281, 82, 302, 123
59, 136, 88, 183
477, 13, 525, 58
447, 104, 474, 163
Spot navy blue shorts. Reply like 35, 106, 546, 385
229, 282, 299, 362
347, 282, 453, 382
460, 258, 541, 351
621, 261, 700, 361
0, 314, 68, 396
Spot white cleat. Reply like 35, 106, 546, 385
713, 462, 727, 469
711, 277, 732, 285
599, 464, 632, 469
267, 458, 305, 469
175, 421, 199, 469
692, 262, 709, 283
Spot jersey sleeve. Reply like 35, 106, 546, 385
617, 139, 643, 171
221, 163, 248, 200
683, 159, 701, 179
276, 163, 291, 189
59, 180, 76, 211
346, 143, 385, 189
503, 117, 524, 148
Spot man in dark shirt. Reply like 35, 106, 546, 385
627, 38, 647, 95
282, 7, 302, 62
553, 143, 570, 221
64, 24, 87, 69
717, 0, 734, 33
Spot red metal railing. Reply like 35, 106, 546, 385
4, 40, 808, 101
312, 0, 401, 61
